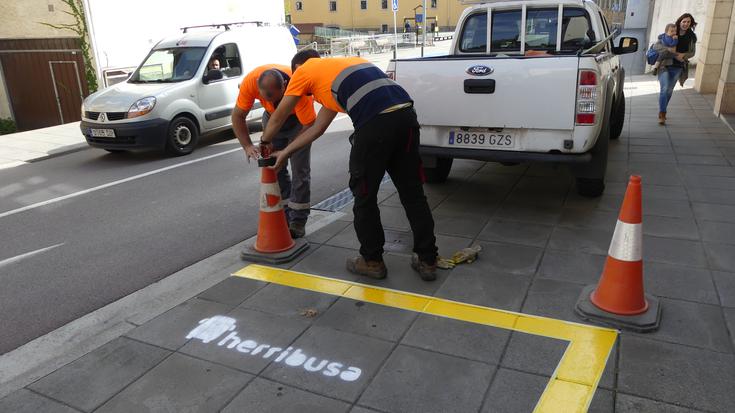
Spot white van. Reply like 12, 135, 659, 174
80, 22, 297, 156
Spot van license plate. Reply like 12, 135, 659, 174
448, 131, 514, 148
91, 128, 115, 138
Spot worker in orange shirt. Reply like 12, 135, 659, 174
258, 50, 439, 281
231, 64, 316, 238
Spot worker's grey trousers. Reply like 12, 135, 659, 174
262, 111, 311, 224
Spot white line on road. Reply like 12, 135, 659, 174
0, 148, 242, 220
0, 243, 64, 269
0, 115, 353, 220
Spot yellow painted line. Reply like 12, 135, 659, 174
232, 264, 617, 413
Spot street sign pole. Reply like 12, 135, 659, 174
392, 0, 398, 58
422, 0, 427, 49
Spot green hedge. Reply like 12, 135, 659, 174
0, 118, 16, 135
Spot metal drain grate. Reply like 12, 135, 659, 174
312, 174, 392, 212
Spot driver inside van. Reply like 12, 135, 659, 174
208, 58, 221, 71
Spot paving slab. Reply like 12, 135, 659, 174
703, 242, 735, 272
96, 353, 252, 412
196, 275, 267, 306
712, 271, 735, 308
618, 336, 735, 412
643, 236, 708, 268
478, 219, 554, 247
642, 216, 700, 240
314, 298, 417, 342
547, 226, 612, 256
615, 393, 708, 413
358, 345, 494, 413
0, 388, 80, 413
291, 244, 363, 283
480, 368, 547, 413
124, 298, 235, 351
401, 314, 510, 364
724, 308, 735, 350
240, 283, 339, 319
522, 278, 583, 322
538, 249, 606, 285
501, 332, 568, 377
435, 267, 531, 311
643, 262, 719, 305
28, 337, 170, 412
179, 307, 310, 375
262, 326, 394, 402
221, 377, 351, 413
630, 298, 733, 353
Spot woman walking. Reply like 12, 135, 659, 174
657, 13, 698, 125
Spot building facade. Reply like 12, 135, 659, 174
0, 0, 89, 130
286, 0, 470, 33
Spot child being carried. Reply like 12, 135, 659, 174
651, 23, 678, 75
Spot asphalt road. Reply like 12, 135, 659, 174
0, 118, 353, 355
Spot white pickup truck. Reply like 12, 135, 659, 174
387, 0, 638, 196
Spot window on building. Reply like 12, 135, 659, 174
295, 1, 303, 11
431, 0, 437, 8
381, 0, 388, 9
329, 1, 337, 12
382, 24, 389, 33
361, 0, 367, 10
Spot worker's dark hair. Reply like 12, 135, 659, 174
291, 48, 321, 72
257, 69, 285, 89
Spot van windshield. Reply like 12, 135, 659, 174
129, 47, 206, 83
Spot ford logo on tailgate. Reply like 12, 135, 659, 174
466, 65, 493, 76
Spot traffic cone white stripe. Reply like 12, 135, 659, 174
608, 220, 642, 262
260, 182, 282, 213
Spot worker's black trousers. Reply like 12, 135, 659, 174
348, 107, 438, 264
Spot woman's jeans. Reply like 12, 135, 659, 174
658, 67, 683, 113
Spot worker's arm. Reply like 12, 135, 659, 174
272, 107, 338, 171
260, 96, 300, 144
231, 106, 259, 161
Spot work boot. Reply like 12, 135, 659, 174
658, 112, 666, 125
289, 221, 306, 239
346, 257, 387, 279
411, 254, 437, 281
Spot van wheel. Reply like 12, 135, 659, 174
424, 157, 453, 183
576, 178, 605, 197
165, 116, 199, 156
610, 93, 625, 140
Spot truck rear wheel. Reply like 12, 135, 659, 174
164, 116, 199, 157
610, 93, 625, 140
424, 157, 453, 183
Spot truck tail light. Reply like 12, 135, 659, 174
576, 70, 599, 125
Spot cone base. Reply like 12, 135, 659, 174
575, 285, 661, 333
241, 238, 309, 264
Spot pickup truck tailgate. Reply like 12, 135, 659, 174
394, 57, 580, 130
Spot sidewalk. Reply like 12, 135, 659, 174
1, 74, 734, 412
0, 122, 87, 169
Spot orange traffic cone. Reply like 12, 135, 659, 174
241, 167, 309, 264
255, 167, 294, 253
575, 175, 661, 332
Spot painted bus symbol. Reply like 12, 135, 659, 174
186, 316, 237, 343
